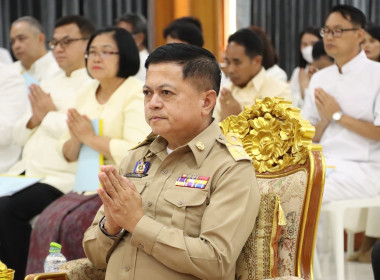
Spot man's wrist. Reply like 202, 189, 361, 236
99, 216, 125, 239
332, 111, 343, 122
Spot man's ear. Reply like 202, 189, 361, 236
253, 55, 262, 65
357, 28, 365, 43
38, 33, 45, 44
201, 90, 217, 116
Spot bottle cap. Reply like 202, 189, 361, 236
49, 242, 62, 252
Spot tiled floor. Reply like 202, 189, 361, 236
315, 251, 373, 280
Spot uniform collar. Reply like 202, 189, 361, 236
231, 66, 266, 92
24, 51, 53, 72
337, 50, 367, 75
149, 119, 222, 167
68, 67, 88, 78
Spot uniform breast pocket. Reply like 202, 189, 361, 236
123, 176, 147, 194
164, 187, 208, 235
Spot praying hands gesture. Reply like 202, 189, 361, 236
97, 165, 144, 234
219, 87, 242, 120
314, 87, 341, 121
27, 84, 57, 129
66, 108, 95, 144
62, 108, 96, 162
312, 87, 341, 142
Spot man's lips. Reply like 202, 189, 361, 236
149, 116, 164, 121
92, 66, 102, 70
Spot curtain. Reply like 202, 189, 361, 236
244, 0, 380, 77
0, 0, 147, 54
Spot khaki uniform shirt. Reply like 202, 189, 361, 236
214, 67, 291, 121
83, 120, 260, 280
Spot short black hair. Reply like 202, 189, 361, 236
331, 5, 366, 28
115, 13, 148, 48
250, 25, 278, 69
297, 26, 321, 68
164, 20, 204, 47
228, 28, 264, 59
55, 15, 95, 38
145, 43, 221, 95
85, 27, 140, 78
312, 40, 333, 62
171, 16, 203, 33
366, 25, 380, 42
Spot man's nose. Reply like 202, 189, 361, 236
148, 93, 163, 109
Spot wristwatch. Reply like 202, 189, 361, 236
99, 216, 125, 238
332, 111, 343, 122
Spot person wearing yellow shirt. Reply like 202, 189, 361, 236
214, 28, 291, 121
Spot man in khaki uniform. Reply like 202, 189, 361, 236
83, 43, 260, 280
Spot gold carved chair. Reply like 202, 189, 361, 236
25, 97, 325, 280
221, 97, 325, 280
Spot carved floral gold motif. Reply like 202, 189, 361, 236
219, 97, 315, 173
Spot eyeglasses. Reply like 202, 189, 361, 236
84, 50, 120, 59
320, 27, 359, 38
49, 37, 88, 50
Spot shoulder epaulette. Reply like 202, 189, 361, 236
219, 133, 251, 162
130, 133, 158, 150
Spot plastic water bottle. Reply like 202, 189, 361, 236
43, 242, 67, 272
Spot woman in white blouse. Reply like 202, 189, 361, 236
26, 27, 151, 273
289, 27, 321, 108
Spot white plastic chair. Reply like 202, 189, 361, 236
321, 195, 380, 280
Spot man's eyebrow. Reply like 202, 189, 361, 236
143, 84, 177, 90
52, 35, 69, 40
89, 44, 115, 49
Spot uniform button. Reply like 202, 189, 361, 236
147, 201, 152, 207
178, 200, 184, 206
124, 265, 130, 272
162, 169, 168, 174
138, 244, 144, 250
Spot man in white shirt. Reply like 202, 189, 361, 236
116, 13, 149, 82
302, 4, 380, 261
10, 16, 62, 82
0, 47, 13, 64
214, 28, 291, 121
0, 15, 95, 280
0, 63, 28, 172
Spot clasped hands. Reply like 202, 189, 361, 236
219, 87, 242, 119
314, 87, 341, 122
98, 165, 144, 234
27, 84, 56, 128
66, 108, 95, 145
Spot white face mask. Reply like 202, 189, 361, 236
301, 45, 314, 64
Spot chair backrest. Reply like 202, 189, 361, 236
220, 97, 325, 280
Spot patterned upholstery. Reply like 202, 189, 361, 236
236, 193, 284, 279
257, 171, 307, 277
59, 258, 105, 280
263, 277, 305, 280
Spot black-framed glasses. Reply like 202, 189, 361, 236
48, 37, 88, 50
84, 50, 120, 59
320, 27, 359, 38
